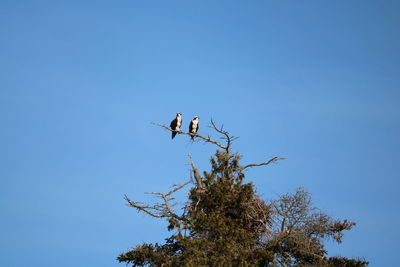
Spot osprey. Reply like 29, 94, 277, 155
170, 112, 182, 139
189, 116, 199, 140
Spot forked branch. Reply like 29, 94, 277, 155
209, 119, 237, 153
124, 181, 190, 221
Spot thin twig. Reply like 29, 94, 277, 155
241, 157, 286, 170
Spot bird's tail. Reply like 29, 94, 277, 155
172, 131, 177, 139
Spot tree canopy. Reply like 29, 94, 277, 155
118, 121, 368, 267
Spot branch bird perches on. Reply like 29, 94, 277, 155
152, 119, 236, 154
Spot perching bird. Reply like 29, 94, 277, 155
189, 116, 199, 140
170, 112, 182, 139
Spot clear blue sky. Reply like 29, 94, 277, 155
0, 1, 399, 266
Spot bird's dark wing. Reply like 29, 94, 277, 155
195, 122, 199, 133
170, 118, 177, 129
170, 118, 178, 139
189, 120, 193, 133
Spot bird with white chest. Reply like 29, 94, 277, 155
170, 112, 182, 139
189, 116, 199, 140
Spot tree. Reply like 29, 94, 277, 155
118, 121, 368, 267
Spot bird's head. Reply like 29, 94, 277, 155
176, 112, 182, 117
194, 116, 199, 120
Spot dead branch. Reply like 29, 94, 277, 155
188, 153, 204, 189
124, 181, 190, 221
209, 119, 238, 153
241, 157, 286, 170
152, 121, 232, 153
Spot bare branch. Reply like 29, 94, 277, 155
152, 122, 229, 152
124, 181, 190, 221
209, 119, 237, 153
188, 153, 204, 189
124, 195, 165, 218
241, 157, 286, 170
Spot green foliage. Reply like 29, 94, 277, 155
326, 257, 369, 267
118, 147, 368, 266
118, 150, 274, 266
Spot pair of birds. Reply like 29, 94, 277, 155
170, 112, 199, 139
